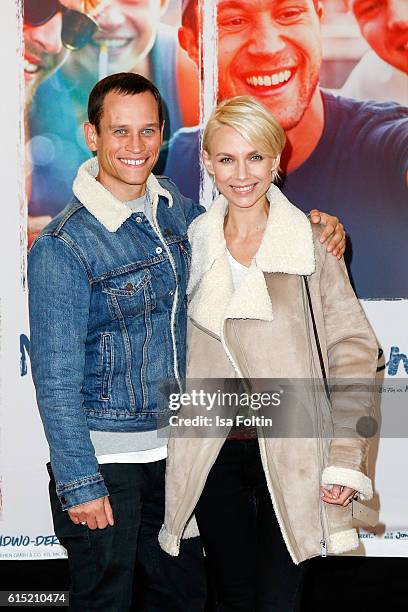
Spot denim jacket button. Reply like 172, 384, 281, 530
164, 228, 172, 236
155, 246, 163, 254
125, 282, 134, 291
135, 217, 142, 223
169, 290, 174, 296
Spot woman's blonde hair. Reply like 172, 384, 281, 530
202, 96, 286, 181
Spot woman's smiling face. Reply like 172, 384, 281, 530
203, 124, 277, 210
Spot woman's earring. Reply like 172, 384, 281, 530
271, 160, 280, 183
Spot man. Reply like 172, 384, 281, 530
351, 0, 407, 77
24, 0, 101, 246
28, 73, 206, 611
23, 0, 99, 104
167, 0, 408, 298
23, 0, 98, 104
28, 0, 199, 222
342, 0, 408, 104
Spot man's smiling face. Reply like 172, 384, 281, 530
24, 15, 66, 103
352, 0, 408, 74
84, 90, 164, 201
216, 0, 323, 131
86, 0, 163, 73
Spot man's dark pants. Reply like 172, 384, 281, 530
48, 461, 207, 611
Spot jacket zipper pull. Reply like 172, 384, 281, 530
320, 539, 327, 557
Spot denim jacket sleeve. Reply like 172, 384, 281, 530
28, 234, 108, 510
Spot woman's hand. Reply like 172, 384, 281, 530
320, 484, 357, 507
309, 210, 346, 259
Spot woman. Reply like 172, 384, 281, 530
159, 97, 378, 610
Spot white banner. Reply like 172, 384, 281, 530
354, 300, 408, 557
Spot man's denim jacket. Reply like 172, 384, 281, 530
28, 159, 204, 510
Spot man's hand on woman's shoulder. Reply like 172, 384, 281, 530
310, 209, 346, 259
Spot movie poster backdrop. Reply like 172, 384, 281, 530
0, 0, 407, 559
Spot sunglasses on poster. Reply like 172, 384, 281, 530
23, 0, 99, 50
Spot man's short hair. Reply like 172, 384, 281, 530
88, 73, 164, 133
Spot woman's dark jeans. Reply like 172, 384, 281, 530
194, 439, 305, 612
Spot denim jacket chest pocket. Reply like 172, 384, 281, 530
101, 268, 156, 319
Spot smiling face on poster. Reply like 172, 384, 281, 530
73, 0, 167, 75
351, 0, 408, 75
180, 0, 324, 131
215, 0, 323, 131
23, 0, 99, 103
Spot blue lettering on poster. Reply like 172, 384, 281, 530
0, 534, 60, 546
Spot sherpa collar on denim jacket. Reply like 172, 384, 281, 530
73, 158, 173, 233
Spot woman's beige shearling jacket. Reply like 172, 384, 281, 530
159, 184, 378, 564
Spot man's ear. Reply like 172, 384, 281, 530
84, 122, 98, 152
178, 26, 199, 65
202, 150, 214, 176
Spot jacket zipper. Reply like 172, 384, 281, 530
220, 320, 246, 379
317, 395, 330, 557
313, 375, 328, 557
257, 436, 300, 564
302, 281, 330, 557
189, 317, 221, 342
191, 316, 246, 378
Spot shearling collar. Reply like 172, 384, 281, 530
72, 158, 173, 232
187, 183, 315, 337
